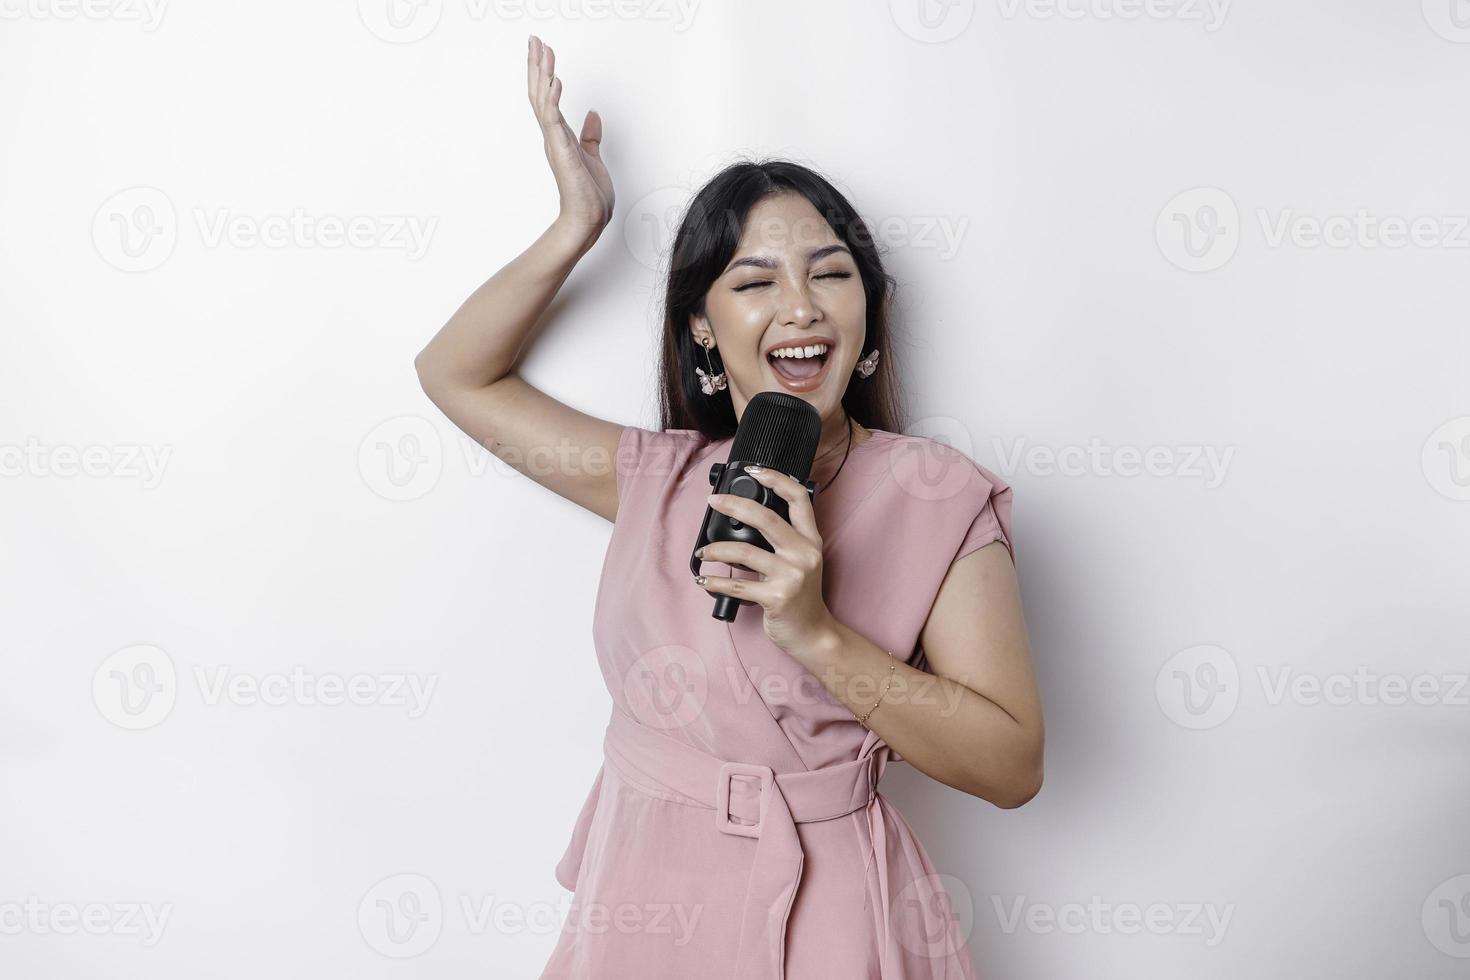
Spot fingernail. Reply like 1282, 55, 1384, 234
694, 575, 706, 586
706, 493, 719, 504
744, 464, 764, 474
694, 546, 705, 558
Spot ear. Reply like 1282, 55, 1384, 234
688, 312, 714, 348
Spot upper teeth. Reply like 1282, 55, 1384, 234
770, 343, 828, 359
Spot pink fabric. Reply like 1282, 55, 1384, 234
539, 425, 1015, 980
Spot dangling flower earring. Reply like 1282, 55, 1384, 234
696, 336, 728, 396
855, 348, 881, 379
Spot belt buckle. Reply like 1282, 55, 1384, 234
714, 761, 773, 838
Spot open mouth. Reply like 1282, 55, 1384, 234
766, 343, 831, 391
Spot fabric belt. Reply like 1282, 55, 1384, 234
601, 706, 885, 980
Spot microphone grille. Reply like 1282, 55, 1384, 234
729, 392, 824, 481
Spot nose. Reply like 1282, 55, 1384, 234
776, 279, 820, 328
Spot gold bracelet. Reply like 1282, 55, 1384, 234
857, 652, 898, 729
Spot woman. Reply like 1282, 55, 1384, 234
413, 35, 1044, 980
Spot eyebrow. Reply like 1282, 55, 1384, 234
724, 244, 852, 274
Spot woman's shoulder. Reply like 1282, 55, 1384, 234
862, 427, 1016, 563
618, 423, 709, 452
865, 428, 1012, 496
614, 424, 712, 496
617, 424, 711, 463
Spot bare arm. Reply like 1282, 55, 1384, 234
414, 35, 626, 523
807, 542, 1044, 809
414, 221, 626, 522
910, 542, 1044, 806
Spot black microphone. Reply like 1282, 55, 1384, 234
691, 391, 823, 622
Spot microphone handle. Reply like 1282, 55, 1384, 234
712, 594, 741, 622
694, 459, 816, 622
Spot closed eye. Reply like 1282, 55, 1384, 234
734, 271, 854, 293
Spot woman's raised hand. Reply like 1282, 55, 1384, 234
527, 35, 615, 246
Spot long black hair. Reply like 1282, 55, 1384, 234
655, 159, 906, 439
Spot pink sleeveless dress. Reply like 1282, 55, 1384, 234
539, 424, 1016, 980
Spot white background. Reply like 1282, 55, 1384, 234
2, 0, 1468, 977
